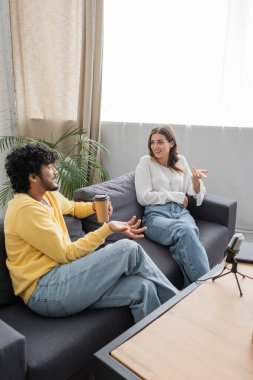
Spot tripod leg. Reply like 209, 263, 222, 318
212, 269, 231, 281
237, 271, 253, 280
234, 273, 243, 296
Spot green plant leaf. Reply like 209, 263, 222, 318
0, 127, 110, 205
0, 180, 14, 207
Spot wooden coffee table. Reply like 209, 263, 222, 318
95, 263, 253, 379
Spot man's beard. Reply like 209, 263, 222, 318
40, 177, 59, 191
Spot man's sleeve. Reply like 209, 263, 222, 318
16, 205, 112, 263
50, 191, 95, 218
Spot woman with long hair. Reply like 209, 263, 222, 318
135, 125, 210, 287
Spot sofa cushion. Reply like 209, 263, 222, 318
0, 301, 133, 380
0, 319, 27, 380
197, 219, 228, 268
73, 172, 143, 242
135, 220, 227, 289
0, 218, 16, 306
63, 215, 85, 241
137, 237, 184, 289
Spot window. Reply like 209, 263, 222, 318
101, 0, 253, 127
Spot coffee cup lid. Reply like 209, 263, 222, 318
94, 194, 109, 201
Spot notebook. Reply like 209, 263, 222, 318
236, 242, 253, 263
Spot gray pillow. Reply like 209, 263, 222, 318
73, 172, 144, 242
63, 215, 85, 241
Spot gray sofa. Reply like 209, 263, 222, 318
0, 172, 237, 380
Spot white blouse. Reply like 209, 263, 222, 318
135, 155, 205, 207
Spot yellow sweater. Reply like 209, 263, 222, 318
4, 192, 112, 303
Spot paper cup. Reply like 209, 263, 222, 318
94, 194, 110, 223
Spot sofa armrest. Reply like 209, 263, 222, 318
188, 193, 237, 241
0, 319, 27, 380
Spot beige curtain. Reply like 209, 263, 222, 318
77, 0, 103, 143
9, 0, 103, 143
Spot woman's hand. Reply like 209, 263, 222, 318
108, 216, 147, 239
192, 167, 209, 180
183, 196, 188, 208
191, 167, 209, 193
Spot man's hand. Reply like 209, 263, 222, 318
108, 216, 147, 239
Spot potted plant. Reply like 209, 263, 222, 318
0, 127, 109, 206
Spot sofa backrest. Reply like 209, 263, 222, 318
73, 172, 144, 242
0, 217, 17, 306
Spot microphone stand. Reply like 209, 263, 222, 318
210, 247, 253, 296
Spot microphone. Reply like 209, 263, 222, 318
207, 232, 252, 297
225, 233, 244, 265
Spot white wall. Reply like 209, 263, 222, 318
0, 1, 16, 216
100, 122, 253, 238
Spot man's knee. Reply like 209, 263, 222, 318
112, 239, 143, 258
114, 238, 139, 250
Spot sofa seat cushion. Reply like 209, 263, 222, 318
136, 237, 185, 289
0, 301, 133, 380
135, 221, 227, 289
196, 220, 228, 268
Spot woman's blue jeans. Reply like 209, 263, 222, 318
27, 239, 178, 323
142, 202, 210, 287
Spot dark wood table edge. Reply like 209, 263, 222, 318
94, 264, 222, 379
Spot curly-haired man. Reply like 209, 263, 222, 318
4, 144, 177, 322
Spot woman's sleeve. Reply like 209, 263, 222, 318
135, 158, 185, 206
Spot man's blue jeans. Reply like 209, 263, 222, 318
142, 202, 210, 287
28, 239, 178, 323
